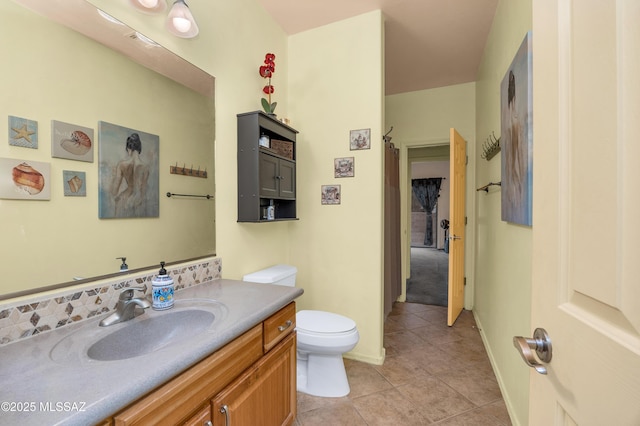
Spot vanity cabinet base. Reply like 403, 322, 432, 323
108, 302, 297, 426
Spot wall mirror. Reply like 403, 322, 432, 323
1, 0, 216, 300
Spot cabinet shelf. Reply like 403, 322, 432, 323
237, 111, 299, 222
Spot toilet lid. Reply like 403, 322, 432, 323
296, 310, 356, 333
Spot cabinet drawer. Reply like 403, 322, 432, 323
263, 302, 296, 352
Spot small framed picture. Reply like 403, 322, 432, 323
8, 116, 38, 149
321, 185, 341, 205
0, 157, 51, 200
334, 157, 354, 178
52, 120, 94, 162
350, 128, 370, 150
63, 170, 86, 196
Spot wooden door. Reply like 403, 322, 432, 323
447, 128, 466, 326
212, 332, 296, 426
526, 1, 640, 424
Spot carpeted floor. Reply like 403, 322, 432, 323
406, 247, 448, 306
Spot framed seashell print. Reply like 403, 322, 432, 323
0, 157, 51, 200
98, 121, 159, 219
63, 170, 86, 196
51, 120, 94, 162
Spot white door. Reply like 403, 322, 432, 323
524, 1, 640, 424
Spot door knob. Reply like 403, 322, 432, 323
513, 328, 552, 375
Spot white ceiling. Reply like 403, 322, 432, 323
257, 0, 498, 95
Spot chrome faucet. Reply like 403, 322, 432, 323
99, 287, 151, 327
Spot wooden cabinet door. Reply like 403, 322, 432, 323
278, 160, 295, 200
259, 152, 279, 198
181, 404, 211, 426
212, 332, 296, 426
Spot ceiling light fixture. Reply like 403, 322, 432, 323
166, 0, 199, 39
129, 0, 167, 14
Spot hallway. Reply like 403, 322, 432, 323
295, 302, 511, 425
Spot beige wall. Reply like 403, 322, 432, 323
386, 82, 476, 304
474, 1, 532, 425
288, 11, 386, 364
0, 2, 214, 292
13, 1, 387, 364
89, 0, 296, 279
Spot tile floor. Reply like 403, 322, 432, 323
294, 302, 512, 425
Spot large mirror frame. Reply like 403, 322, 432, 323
1, 0, 216, 300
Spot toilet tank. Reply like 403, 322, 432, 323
242, 264, 297, 287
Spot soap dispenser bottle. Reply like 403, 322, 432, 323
152, 261, 174, 310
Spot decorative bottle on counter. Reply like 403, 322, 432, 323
152, 261, 174, 310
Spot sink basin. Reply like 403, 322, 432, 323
87, 309, 214, 361
50, 299, 228, 364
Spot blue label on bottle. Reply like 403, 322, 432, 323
152, 276, 174, 310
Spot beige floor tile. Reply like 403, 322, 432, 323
387, 312, 432, 330
295, 302, 512, 425
435, 368, 504, 406
477, 400, 513, 426
345, 359, 395, 398
434, 407, 509, 426
296, 401, 368, 426
373, 353, 432, 386
352, 388, 430, 425
395, 375, 476, 422
297, 391, 350, 415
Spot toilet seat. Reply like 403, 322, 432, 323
296, 310, 356, 335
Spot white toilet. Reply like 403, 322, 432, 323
243, 264, 359, 397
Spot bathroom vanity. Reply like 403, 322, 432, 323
110, 302, 296, 425
0, 279, 302, 425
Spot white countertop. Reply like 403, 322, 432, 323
0, 279, 303, 425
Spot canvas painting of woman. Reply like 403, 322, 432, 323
501, 32, 533, 226
98, 121, 159, 219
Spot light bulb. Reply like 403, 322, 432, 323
139, 0, 158, 7
130, 0, 166, 14
172, 17, 192, 33
166, 0, 199, 38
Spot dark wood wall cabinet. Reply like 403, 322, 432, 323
237, 111, 299, 222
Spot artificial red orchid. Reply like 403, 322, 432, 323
259, 53, 277, 114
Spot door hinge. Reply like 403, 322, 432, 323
464, 277, 467, 286
466, 155, 468, 165
465, 216, 467, 225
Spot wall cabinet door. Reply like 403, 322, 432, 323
259, 152, 296, 200
259, 152, 279, 198
212, 332, 296, 426
278, 159, 295, 199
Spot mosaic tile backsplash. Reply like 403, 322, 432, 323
0, 257, 221, 346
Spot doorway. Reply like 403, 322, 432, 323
406, 150, 450, 307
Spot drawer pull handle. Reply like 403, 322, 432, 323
220, 404, 230, 426
278, 320, 292, 332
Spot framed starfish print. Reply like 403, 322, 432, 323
8, 116, 38, 149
